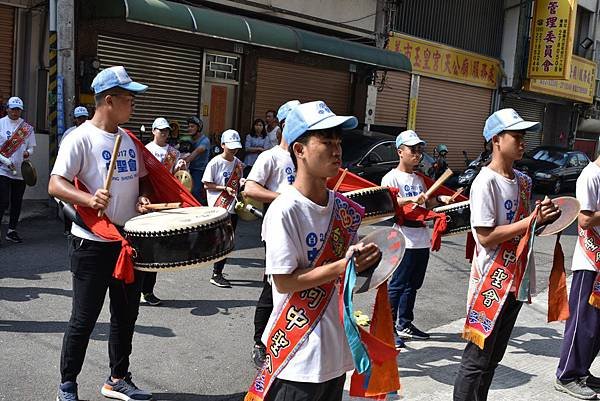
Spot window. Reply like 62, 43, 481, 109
365, 142, 397, 164
205, 53, 240, 82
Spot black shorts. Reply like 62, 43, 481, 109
265, 374, 346, 401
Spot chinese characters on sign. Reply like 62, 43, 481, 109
525, 55, 597, 103
387, 32, 500, 89
528, 0, 576, 79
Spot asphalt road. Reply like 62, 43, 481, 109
0, 208, 578, 401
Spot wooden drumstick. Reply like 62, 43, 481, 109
98, 134, 122, 217
333, 168, 348, 192
424, 168, 453, 200
449, 187, 465, 202
144, 202, 182, 211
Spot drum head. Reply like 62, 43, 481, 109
174, 170, 193, 191
235, 195, 263, 221
354, 227, 405, 294
537, 196, 580, 237
21, 160, 37, 186
124, 206, 227, 233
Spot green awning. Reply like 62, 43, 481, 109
85, 0, 411, 72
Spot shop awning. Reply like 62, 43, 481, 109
88, 0, 411, 72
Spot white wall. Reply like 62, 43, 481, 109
500, 0, 521, 88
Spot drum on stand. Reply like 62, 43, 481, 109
433, 200, 471, 236
124, 207, 234, 272
344, 186, 396, 225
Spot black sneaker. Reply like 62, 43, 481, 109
554, 378, 596, 399
141, 292, 162, 306
585, 374, 600, 393
397, 324, 430, 340
101, 372, 152, 400
394, 334, 406, 350
252, 344, 267, 369
57, 381, 79, 401
5, 231, 22, 243
210, 274, 231, 288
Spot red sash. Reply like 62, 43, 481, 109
462, 171, 533, 349
214, 158, 242, 210
578, 227, 600, 308
162, 145, 179, 172
73, 129, 200, 283
245, 193, 364, 401
0, 121, 33, 158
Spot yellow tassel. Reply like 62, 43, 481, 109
462, 327, 486, 350
588, 294, 600, 310
244, 393, 262, 401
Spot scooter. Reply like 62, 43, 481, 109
457, 149, 491, 191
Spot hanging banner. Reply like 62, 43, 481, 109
525, 55, 596, 103
387, 32, 500, 89
528, 0, 577, 80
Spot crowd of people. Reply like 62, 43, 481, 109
0, 65, 598, 401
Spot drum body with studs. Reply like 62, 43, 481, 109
344, 186, 396, 225
433, 200, 471, 236
123, 207, 234, 272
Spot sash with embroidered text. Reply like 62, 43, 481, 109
244, 193, 363, 401
462, 171, 533, 349
214, 159, 242, 210
0, 121, 32, 159
578, 227, 600, 308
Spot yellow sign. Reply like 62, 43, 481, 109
525, 55, 596, 103
528, 0, 576, 80
387, 32, 500, 89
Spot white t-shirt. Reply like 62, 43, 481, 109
0, 116, 36, 180
381, 168, 430, 249
247, 145, 295, 193
571, 162, 600, 272
145, 141, 181, 173
261, 186, 355, 383
59, 126, 77, 146
265, 125, 281, 149
469, 167, 535, 295
51, 121, 148, 242
202, 155, 243, 214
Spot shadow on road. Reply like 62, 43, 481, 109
153, 392, 245, 400
0, 286, 72, 302
0, 320, 175, 338
160, 299, 258, 316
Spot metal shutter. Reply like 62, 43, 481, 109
0, 5, 13, 102
500, 97, 545, 151
97, 34, 202, 136
254, 58, 350, 120
374, 71, 410, 127
416, 76, 492, 170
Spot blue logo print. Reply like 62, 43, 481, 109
128, 149, 136, 158
102, 150, 111, 160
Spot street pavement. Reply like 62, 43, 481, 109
1, 200, 597, 400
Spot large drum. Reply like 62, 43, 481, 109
124, 207, 234, 272
433, 200, 471, 236
344, 186, 396, 225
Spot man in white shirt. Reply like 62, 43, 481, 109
555, 154, 600, 399
60, 106, 89, 145
246, 100, 298, 369
0, 96, 36, 244
264, 109, 281, 149
49, 66, 153, 401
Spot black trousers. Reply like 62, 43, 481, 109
253, 274, 273, 345
213, 214, 238, 275
140, 271, 157, 295
453, 293, 523, 401
265, 374, 346, 401
60, 237, 142, 383
0, 175, 26, 230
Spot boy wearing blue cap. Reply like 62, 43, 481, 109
453, 108, 559, 401
202, 129, 245, 288
246, 100, 299, 369
245, 101, 381, 401
60, 106, 89, 145
49, 66, 153, 401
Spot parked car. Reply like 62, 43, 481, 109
515, 146, 590, 194
340, 129, 435, 185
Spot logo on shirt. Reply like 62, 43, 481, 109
128, 149, 136, 158
403, 184, 423, 198
504, 199, 517, 222
102, 150, 111, 160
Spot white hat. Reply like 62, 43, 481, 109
73, 106, 89, 118
283, 101, 358, 145
483, 108, 540, 141
7, 97, 23, 110
152, 117, 171, 130
221, 129, 242, 149
395, 130, 426, 148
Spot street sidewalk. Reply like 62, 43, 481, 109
344, 276, 600, 401
0, 198, 54, 225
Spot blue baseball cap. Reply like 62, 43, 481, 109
73, 106, 89, 118
395, 130, 426, 148
283, 101, 358, 146
483, 108, 540, 142
91, 66, 148, 95
277, 100, 300, 122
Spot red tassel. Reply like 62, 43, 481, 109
548, 235, 570, 322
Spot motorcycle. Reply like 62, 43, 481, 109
457, 149, 491, 191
